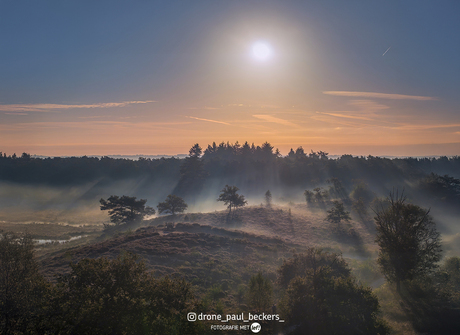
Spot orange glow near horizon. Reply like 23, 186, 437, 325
1, 95, 459, 157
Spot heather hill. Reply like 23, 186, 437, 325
38, 204, 380, 299
40, 204, 373, 264
39, 219, 297, 313
4, 199, 460, 334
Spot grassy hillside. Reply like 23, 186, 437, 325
5, 203, 446, 333
39, 204, 377, 278
35, 205, 386, 322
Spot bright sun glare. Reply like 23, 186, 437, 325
252, 42, 271, 61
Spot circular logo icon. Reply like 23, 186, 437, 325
250, 322, 261, 333
187, 312, 197, 322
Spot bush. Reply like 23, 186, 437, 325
279, 248, 389, 335
247, 272, 272, 312
0, 232, 50, 335
54, 253, 202, 335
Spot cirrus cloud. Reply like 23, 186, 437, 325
0, 100, 155, 112
185, 116, 231, 125
323, 91, 436, 101
252, 114, 298, 127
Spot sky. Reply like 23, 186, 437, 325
1, 0, 459, 157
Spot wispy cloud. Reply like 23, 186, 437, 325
323, 91, 436, 101
186, 116, 231, 125
0, 100, 155, 112
252, 114, 298, 127
390, 123, 460, 130
310, 114, 370, 128
319, 112, 374, 121
348, 100, 389, 110
0, 121, 191, 132
188, 106, 222, 110
227, 103, 281, 109
77, 115, 108, 119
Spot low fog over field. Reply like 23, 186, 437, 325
1, 143, 459, 225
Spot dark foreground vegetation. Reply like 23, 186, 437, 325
0, 232, 201, 335
2, 231, 392, 335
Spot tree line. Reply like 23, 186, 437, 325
2, 144, 460, 214
1, 144, 459, 192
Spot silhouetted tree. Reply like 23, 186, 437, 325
217, 185, 247, 218
327, 177, 346, 199
157, 195, 188, 215
188, 143, 202, 158
176, 144, 208, 196
308, 150, 319, 159
326, 201, 351, 224
351, 198, 367, 218
317, 150, 329, 160
374, 191, 442, 292
304, 190, 314, 204
295, 146, 306, 158
313, 187, 329, 203
261, 141, 274, 157
265, 190, 272, 207
350, 180, 375, 203
240, 141, 252, 159
350, 181, 375, 219
100, 195, 155, 225
418, 173, 460, 206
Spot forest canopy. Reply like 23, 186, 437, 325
1, 143, 460, 212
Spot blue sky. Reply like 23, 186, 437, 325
1, 1, 459, 156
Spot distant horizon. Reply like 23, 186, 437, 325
2, 139, 460, 158
27, 153, 458, 160
7, 142, 457, 160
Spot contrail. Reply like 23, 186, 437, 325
382, 46, 391, 56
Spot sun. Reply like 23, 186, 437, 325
252, 42, 272, 61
